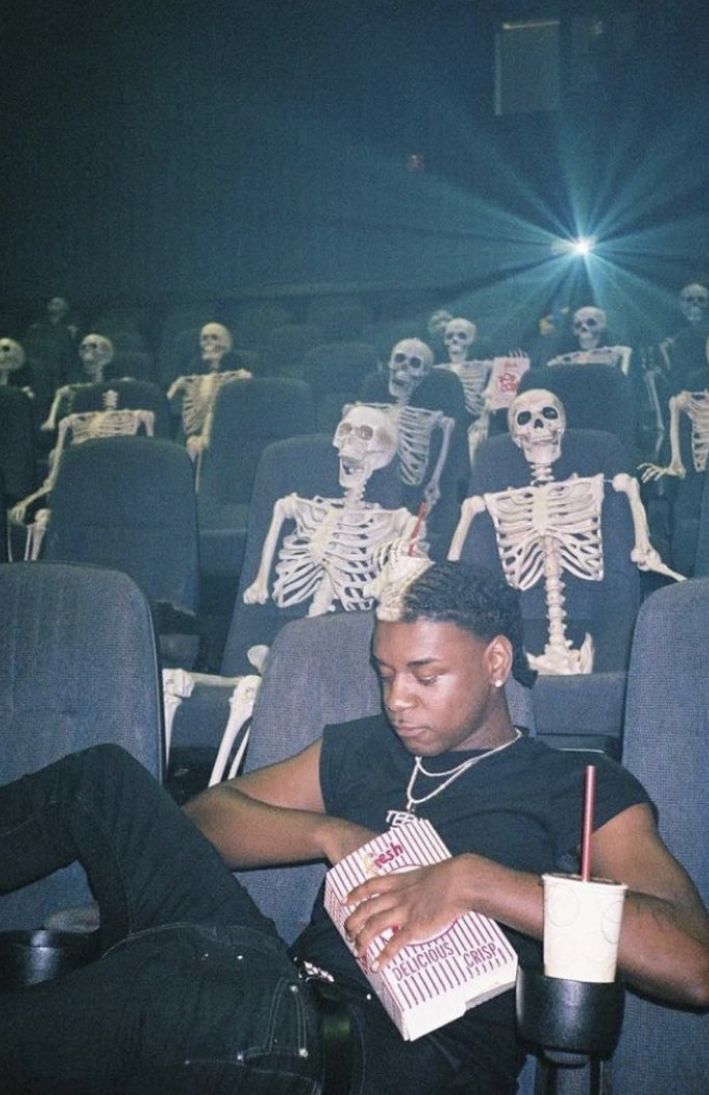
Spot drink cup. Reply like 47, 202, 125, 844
542, 873, 627, 983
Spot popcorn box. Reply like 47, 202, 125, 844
324, 819, 518, 1041
486, 355, 531, 410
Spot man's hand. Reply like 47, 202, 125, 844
343, 859, 469, 970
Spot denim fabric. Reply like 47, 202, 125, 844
0, 745, 322, 1093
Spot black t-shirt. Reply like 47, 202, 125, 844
292, 715, 651, 1075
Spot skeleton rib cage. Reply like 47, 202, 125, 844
484, 475, 606, 592
167, 370, 251, 439
682, 392, 709, 473
439, 360, 493, 419
271, 495, 416, 612
366, 402, 447, 487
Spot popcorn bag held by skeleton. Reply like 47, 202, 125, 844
325, 819, 518, 1041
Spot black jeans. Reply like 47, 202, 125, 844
0, 745, 465, 1094
0, 744, 323, 1093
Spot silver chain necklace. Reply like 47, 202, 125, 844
397, 727, 523, 821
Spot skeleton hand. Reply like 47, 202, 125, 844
631, 543, 664, 572
638, 461, 685, 483
185, 434, 205, 461
423, 479, 440, 507
243, 578, 271, 605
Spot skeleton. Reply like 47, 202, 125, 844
572, 307, 607, 351
0, 338, 27, 386
639, 390, 709, 482
243, 404, 424, 617
384, 338, 454, 504
547, 345, 632, 375
438, 320, 530, 460
658, 283, 709, 378
679, 283, 709, 327
547, 307, 632, 375
10, 390, 155, 558
443, 317, 477, 363
42, 334, 116, 429
167, 324, 250, 468
162, 644, 268, 786
449, 389, 683, 675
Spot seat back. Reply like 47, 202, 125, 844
200, 378, 316, 507
0, 563, 164, 929
610, 578, 709, 1092
0, 387, 37, 503
239, 610, 534, 943
41, 436, 199, 615
691, 463, 709, 576
302, 342, 380, 432
460, 429, 640, 671
517, 365, 638, 462
105, 350, 156, 385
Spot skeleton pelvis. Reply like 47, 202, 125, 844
528, 632, 594, 675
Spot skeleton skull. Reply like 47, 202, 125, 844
387, 338, 433, 402
47, 296, 70, 323
0, 337, 26, 381
508, 389, 566, 467
443, 318, 477, 363
427, 309, 453, 339
679, 283, 709, 326
79, 334, 114, 380
200, 322, 233, 368
572, 307, 607, 351
333, 404, 398, 494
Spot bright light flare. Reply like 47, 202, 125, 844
550, 235, 597, 257
573, 236, 595, 255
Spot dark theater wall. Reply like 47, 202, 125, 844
1, 1, 707, 315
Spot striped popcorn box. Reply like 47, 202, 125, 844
324, 818, 518, 1041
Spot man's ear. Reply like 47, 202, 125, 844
485, 635, 513, 687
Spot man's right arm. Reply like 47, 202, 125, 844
183, 739, 377, 870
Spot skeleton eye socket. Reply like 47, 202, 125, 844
393, 352, 408, 365
410, 357, 423, 370
337, 423, 353, 436
542, 407, 559, 420
516, 410, 532, 426
355, 425, 374, 440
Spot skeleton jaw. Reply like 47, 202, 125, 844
338, 454, 369, 501
388, 373, 413, 403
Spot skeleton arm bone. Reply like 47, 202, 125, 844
9, 414, 75, 523
166, 375, 190, 401
638, 392, 689, 482
423, 413, 454, 506
41, 385, 73, 430
612, 473, 685, 581
447, 495, 488, 560
243, 494, 299, 604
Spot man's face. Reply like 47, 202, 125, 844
371, 618, 503, 756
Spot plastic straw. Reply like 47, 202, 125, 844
408, 502, 427, 556
580, 764, 596, 882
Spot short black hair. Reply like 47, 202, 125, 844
396, 561, 536, 688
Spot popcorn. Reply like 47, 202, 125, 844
325, 819, 518, 1040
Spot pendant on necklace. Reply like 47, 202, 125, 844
386, 807, 417, 827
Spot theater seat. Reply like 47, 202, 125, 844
0, 563, 164, 931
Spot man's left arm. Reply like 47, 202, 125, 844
345, 804, 709, 1008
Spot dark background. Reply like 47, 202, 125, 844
1, 0, 707, 336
